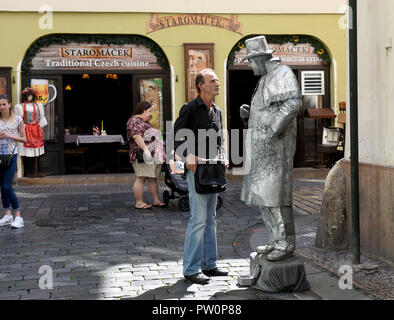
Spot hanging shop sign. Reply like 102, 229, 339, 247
233, 42, 325, 67
30, 42, 162, 71
146, 13, 242, 35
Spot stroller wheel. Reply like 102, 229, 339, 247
216, 195, 223, 210
163, 190, 170, 206
178, 196, 190, 212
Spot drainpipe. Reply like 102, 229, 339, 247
349, 0, 360, 265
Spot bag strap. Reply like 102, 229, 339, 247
10, 143, 17, 155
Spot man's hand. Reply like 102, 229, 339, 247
240, 104, 250, 128
240, 104, 250, 119
264, 125, 283, 140
185, 154, 199, 173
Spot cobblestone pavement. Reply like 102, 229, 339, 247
0, 177, 392, 300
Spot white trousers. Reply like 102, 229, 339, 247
259, 206, 295, 252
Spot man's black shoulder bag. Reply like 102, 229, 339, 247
194, 160, 227, 194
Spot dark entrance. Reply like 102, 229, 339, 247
226, 35, 333, 169
22, 71, 170, 176
227, 66, 331, 168
63, 74, 133, 138
227, 69, 259, 167
62, 74, 133, 174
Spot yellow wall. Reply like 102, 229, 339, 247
0, 0, 348, 14
0, 12, 346, 129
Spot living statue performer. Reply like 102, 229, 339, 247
15, 87, 47, 176
240, 36, 302, 262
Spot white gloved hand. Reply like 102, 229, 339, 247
240, 104, 250, 119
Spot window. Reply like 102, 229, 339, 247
184, 43, 214, 101
0, 67, 12, 102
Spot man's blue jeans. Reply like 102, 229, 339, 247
183, 170, 218, 276
0, 155, 20, 211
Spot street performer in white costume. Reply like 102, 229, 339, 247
240, 36, 302, 261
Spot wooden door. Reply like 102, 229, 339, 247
294, 66, 331, 167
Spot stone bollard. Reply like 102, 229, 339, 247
315, 159, 348, 250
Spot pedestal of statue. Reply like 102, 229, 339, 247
238, 252, 310, 292
23, 156, 45, 178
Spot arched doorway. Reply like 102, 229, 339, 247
226, 34, 332, 168
21, 34, 170, 176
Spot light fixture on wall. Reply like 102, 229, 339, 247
105, 73, 118, 79
65, 84, 72, 91
82, 74, 89, 79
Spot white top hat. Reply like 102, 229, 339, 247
241, 36, 274, 61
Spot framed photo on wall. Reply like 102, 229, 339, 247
184, 43, 214, 102
138, 77, 164, 132
0, 67, 12, 102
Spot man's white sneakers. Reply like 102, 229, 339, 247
0, 214, 14, 226
10, 216, 24, 229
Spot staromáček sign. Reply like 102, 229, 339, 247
146, 13, 242, 35
61, 47, 133, 58
233, 42, 325, 67
31, 43, 162, 70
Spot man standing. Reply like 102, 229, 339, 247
240, 36, 302, 261
173, 69, 228, 284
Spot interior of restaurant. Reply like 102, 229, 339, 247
63, 73, 133, 174
64, 73, 133, 136
226, 69, 258, 167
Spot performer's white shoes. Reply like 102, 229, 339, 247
266, 249, 293, 261
256, 243, 275, 255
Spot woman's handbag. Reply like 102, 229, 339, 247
136, 149, 145, 163
194, 160, 227, 194
0, 145, 16, 168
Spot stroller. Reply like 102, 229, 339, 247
162, 160, 224, 212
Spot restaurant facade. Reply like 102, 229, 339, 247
0, 1, 347, 177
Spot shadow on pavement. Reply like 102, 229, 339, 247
121, 279, 288, 300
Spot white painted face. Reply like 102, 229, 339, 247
248, 56, 267, 76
